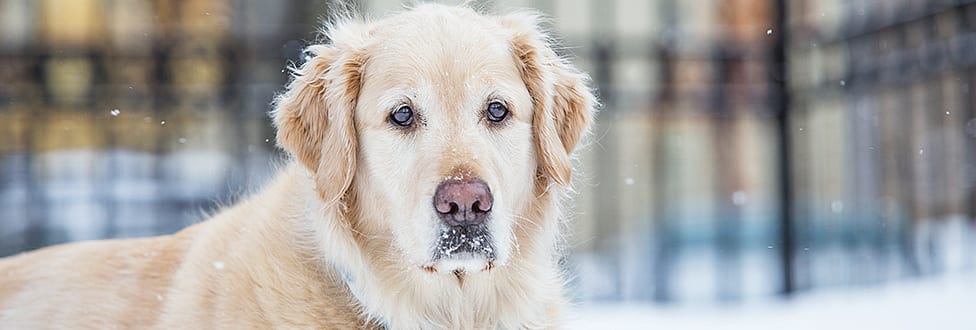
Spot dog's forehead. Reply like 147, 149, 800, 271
363, 8, 517, 88
352, 8, 531, 127
371, 5, 509, 48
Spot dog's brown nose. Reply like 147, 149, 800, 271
433, 178, 493, 227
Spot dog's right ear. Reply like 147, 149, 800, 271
272, 43, 365, 204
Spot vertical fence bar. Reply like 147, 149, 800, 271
712, 44, 742, 302
650, 38, 676, 303
771, 0, 794, 295
591, 39, 621, 300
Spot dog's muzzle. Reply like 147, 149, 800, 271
432, 177, 495, 260
434, 224, 494, 260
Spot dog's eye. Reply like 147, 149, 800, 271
486, 102, 509, 123
389, 105, 414, 127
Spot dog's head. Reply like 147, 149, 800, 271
273, 5, 594, 275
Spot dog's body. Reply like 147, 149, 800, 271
0, 5, 594, 329
0, 167, 370, 328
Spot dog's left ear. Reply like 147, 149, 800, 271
272, 40, 365, 204
501, 13, 596, 187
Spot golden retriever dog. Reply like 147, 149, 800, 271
0, 4, 594, 329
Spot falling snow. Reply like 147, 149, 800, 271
830, 200, 844, 213
732, 191, 748, 206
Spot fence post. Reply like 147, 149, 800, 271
771, 0, 795, 296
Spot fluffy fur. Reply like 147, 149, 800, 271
0, 4, 595, 329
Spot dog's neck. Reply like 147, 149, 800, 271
290, 166, 566, 329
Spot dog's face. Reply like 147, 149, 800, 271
273, 5, 594, 275
354, 16, 536, 272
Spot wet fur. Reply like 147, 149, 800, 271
0, 4, 594, 329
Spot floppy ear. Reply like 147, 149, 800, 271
272, 44, 364, 204
502, 13, 596, 187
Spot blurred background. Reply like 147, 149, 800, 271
1, 0, 974, 327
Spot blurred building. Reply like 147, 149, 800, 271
0, 0, 974, 305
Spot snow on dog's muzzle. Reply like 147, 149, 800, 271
429, 176, 496, 270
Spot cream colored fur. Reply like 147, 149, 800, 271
0, 4, 595, 329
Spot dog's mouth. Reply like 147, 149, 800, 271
423, 224, 496, 273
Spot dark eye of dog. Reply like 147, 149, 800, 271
486, 102, 509, 123
389, 105, 414, 127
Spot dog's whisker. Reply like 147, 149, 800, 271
511, 214, 544, 233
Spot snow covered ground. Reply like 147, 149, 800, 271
568, 271, 976, 330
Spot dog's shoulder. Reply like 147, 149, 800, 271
0, 227, 202, 327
